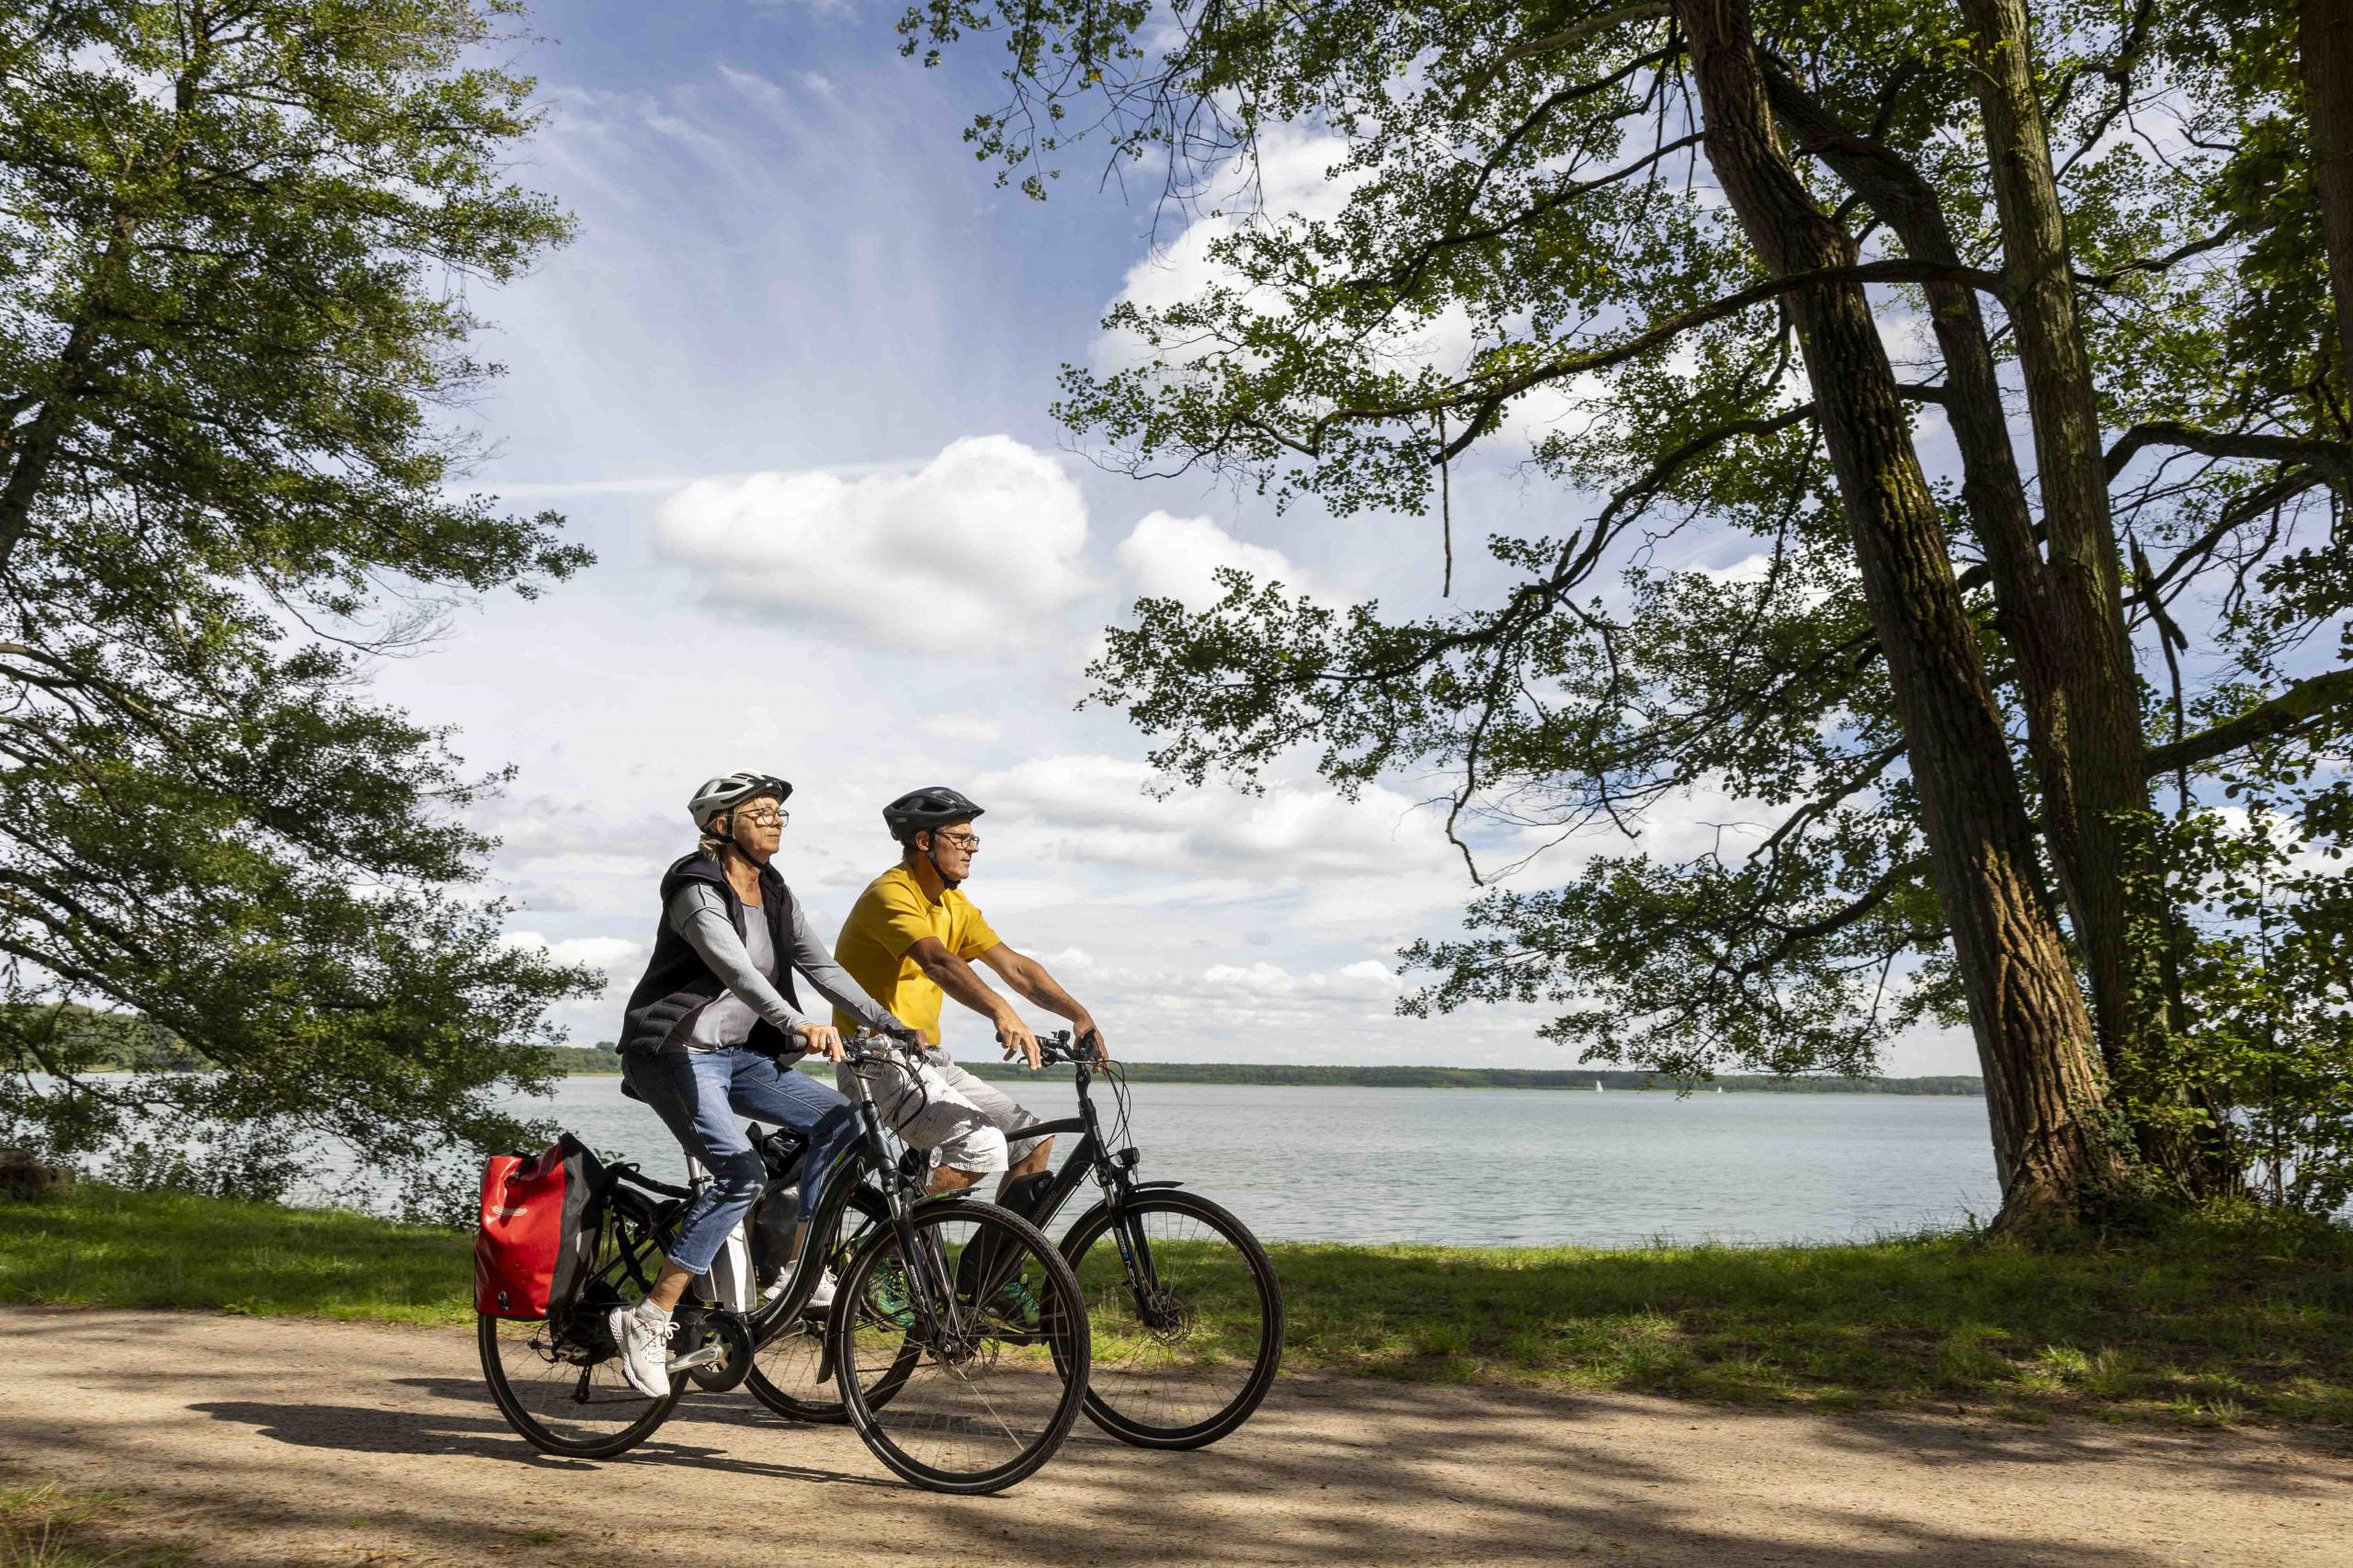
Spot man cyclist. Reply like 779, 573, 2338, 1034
830, 786, 1108, 1206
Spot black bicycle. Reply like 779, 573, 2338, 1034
1004, 1029, 1284, 1449
479, 1034, 1092, 1494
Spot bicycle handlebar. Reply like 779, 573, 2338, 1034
840, 1028, 925, 1064
841, 1026, 1101, 1068
1031, 1028, 1106, 1067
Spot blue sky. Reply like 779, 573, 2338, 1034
382, 0, 1980, 1074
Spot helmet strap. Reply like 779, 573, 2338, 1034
714, 812, 766, 870
915, 832, 961, 892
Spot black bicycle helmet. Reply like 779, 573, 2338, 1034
883, 785, 984, 844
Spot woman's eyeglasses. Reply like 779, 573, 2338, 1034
736, 808, 789, 828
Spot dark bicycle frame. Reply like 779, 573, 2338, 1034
595, 1037, 986, 1383
995, 1035, 1188, 1324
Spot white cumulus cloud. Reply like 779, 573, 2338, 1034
654, 435, 1093, 649
1117, 511, 1311, 608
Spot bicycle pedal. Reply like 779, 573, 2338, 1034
665, 1344, 726, 1373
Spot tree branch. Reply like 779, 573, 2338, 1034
1451, 2, 1677, 117
2104, 421, 2353, 490
2143, 669, 2353, 776
1304, 259, 2005, 446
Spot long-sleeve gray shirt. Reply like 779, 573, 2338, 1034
665, 883, 904, 1049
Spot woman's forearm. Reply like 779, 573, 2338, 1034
787, 903, 906, 1036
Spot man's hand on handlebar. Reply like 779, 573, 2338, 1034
791, 1020, 847, 1062
1074, 1020, 1109, 1065
995, 1013, 1041, 1071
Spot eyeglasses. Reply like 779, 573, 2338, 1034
933, 831, 980, 851
736, 808, 789, 828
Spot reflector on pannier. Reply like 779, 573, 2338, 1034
473, 1133, 604, 1319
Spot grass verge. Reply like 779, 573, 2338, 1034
5, 1183, 2348, 1426
0, 1482, 191, 1568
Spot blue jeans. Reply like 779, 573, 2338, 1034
622, 1046, 859, 1276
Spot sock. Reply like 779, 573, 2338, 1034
634, 1298, 672, 1324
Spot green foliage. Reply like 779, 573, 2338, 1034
2132, 755, 2353, 1214
904, 3, 2353, 1191
0, 2, 597, 1220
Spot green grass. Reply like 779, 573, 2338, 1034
0, 1185, 476, 1325
1265, 1217, 2353, 1424
6, 1184, 2349, 1426
0, 1483, 194, 1568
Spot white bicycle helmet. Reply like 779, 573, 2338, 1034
688, 772, 792, 832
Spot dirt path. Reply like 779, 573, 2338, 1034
2, 1308, 2347, 1567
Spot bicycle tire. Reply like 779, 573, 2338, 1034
479, 1192, 688, 1458
1059, 1188, 1283, 1449
831, 1201, 1089, 1494
743, 1186, 891, 1424
478, 1306, 685, 1458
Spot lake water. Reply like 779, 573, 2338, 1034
526, 1075, 2003, 1248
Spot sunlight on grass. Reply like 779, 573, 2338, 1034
6, 1184, 2349, 1426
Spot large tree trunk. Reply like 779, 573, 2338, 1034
1675, 0, 2131, 1226
2302, 0, 2353, 385
1758, 65, 2069, 890
1957, 0, 2238, 1197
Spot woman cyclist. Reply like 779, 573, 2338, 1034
608, 771, 916, 1398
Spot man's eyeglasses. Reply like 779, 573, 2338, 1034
736, 808, 789, 828
933, 831, 980, 851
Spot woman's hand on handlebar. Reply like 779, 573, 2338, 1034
792, 1020, 847, 1062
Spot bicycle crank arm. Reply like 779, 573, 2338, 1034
666, 1343, 726, 1373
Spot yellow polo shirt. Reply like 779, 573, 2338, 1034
831, 863, 1003, 1046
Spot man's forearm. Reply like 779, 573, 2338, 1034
1006, 960, 1090, 1028
918, 949, 1019, 1026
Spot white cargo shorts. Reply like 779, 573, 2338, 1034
839, 1045, 1046, 1175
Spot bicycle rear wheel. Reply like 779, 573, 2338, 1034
479, 1203, 684, 1457
1060, 1188, 1283, 1449
831, 1200, 1088, 1494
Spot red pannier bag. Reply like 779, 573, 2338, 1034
473, 1132, 605, 1319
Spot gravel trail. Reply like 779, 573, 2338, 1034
3, 1308, 2347, 1566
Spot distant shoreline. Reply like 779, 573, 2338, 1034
539, 1046, 1984, 1095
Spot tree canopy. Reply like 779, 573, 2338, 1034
0, 1, 595, 1217
904, 0, 2353, 1220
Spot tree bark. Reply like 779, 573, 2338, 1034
1674, 0, 2130, 1226
2302, 0, 2353, 385
1957, 0, 2237, 1197
1759, 62, 2074, 902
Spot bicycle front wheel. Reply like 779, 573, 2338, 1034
1061, 1188, 1283, 1449
831, 1200, 1089, 1494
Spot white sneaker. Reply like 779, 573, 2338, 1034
762, 1267, 839, 1312
608, 1305, 674, 1399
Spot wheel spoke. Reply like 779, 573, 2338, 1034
834, 1204, 1088, 1492
1070, 1195, 1282, 1447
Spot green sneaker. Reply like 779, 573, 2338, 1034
987, 1274, 1042, 1336
867, 1256, 915, 1329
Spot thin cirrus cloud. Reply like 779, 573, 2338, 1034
652, 434, 1094, 647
